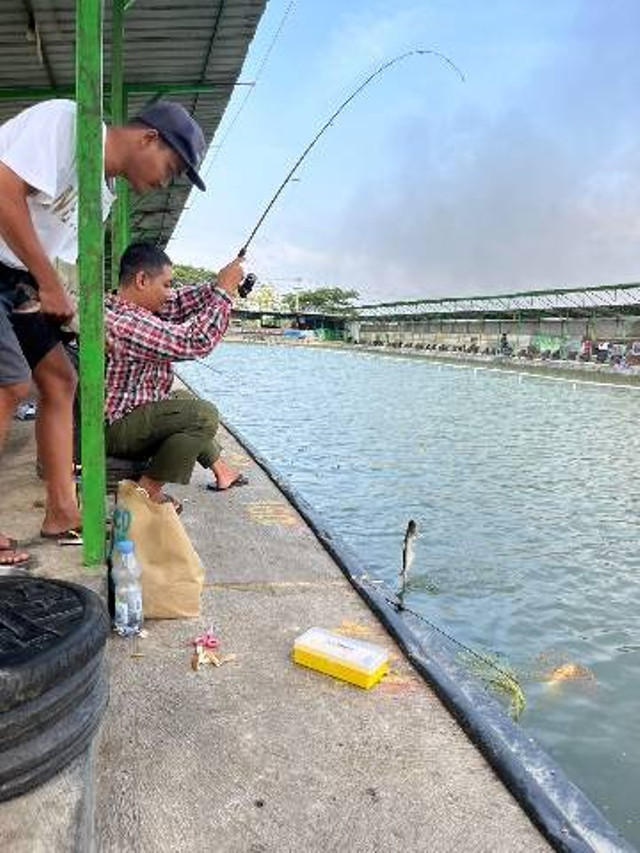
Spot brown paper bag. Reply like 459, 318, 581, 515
115, 480, 204, 619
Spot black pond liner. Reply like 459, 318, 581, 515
221, 416, 634, 853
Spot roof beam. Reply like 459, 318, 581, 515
0, 80, 253, 101
23, 1, 57, 88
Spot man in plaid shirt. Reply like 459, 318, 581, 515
105, 242, 247, 507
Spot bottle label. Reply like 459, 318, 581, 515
114, 598, 128, 629
129, 590, 143, 627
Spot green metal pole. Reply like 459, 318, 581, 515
76, 0, 106, 566
111, 0, 129, 288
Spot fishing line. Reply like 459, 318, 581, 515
194, 358, 223, 375
170, 0, 299, 243
238, 48, 464, 259
380, 590, 521, 691
203, 0, 298, 183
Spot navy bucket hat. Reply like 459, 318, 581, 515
135, 101, 207, 191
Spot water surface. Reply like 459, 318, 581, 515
182, 343, 640, 845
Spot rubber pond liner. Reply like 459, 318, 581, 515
0, 577, 109, 800
221, 416, 634, 853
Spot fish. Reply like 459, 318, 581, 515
398, 519, 418, 608
543, 662, 595, 686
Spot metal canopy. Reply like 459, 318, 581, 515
357, 282, 640, 321
0, 0, 267, 247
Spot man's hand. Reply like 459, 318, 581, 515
0, 166, 75, 322
37, 271, 75, 323
216, 258, 244, 298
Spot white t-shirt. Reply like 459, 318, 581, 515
0, 99, 115, 269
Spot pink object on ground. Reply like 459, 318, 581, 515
191, 628, 219, 650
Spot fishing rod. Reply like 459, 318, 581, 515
237, 48, 465, 297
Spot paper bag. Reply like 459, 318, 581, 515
115, 480, 204, 619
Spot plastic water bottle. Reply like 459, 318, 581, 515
112, 539, 143, 637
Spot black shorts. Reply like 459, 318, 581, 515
10, 311, 65, 370
0, 261, 64, 373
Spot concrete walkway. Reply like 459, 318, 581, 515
0, 418, 550, 852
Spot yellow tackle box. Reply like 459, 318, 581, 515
293, 627, 389, 689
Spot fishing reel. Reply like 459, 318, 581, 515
238, 272, 256, 299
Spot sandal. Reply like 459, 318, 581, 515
159, 493, 183, 515
40, 528, 83, 546
206, 474, 249, 493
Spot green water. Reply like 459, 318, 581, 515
182, 343, 640, 846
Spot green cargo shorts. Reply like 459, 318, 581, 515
106, 390, 221, 485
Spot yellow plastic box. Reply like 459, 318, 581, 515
293, 627, 389, 689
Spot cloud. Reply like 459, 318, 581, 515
169, 1, 640, 303
325, 1, 640, 300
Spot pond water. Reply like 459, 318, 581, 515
181, 342, 640, 846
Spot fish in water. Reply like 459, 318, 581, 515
543, 662, 595, 687
398, 519, 418, 609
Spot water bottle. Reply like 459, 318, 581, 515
112, 539, 143, 637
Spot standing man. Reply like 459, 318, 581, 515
0, 98, 208, 564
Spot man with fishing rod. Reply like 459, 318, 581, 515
104, 242, 247, 508
0, 99, 211, 562
98, 49, 464, 514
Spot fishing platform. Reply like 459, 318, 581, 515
0, 2, 636, 850
1, 414, 553, 852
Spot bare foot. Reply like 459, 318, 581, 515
211, 458, 243, 490
0, 534, 29, 566
0, 533, 16, 549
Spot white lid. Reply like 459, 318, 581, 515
295, 627, 389, 673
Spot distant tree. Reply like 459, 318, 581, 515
246, 282, 280, 311
172, 263, 217, 287
281, 287, 360, 313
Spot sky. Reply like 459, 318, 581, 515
168, 0, 640, 303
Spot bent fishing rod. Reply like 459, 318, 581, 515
237, 48, 464, 297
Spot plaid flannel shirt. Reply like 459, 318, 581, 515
105, 281, 231, 424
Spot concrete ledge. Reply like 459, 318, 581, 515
0, 740, 98, 853
94, 410, 551, 852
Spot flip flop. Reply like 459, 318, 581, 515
0, 537, 19, 551
0, 563, 32, 577
40, 528, 83, 546
206, 474, 249, 493
160, 493, 183, 515
15, 401, 37, 421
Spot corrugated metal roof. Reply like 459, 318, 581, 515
0, 0, 267, 246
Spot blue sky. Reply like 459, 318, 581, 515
169, 1, 640, 302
